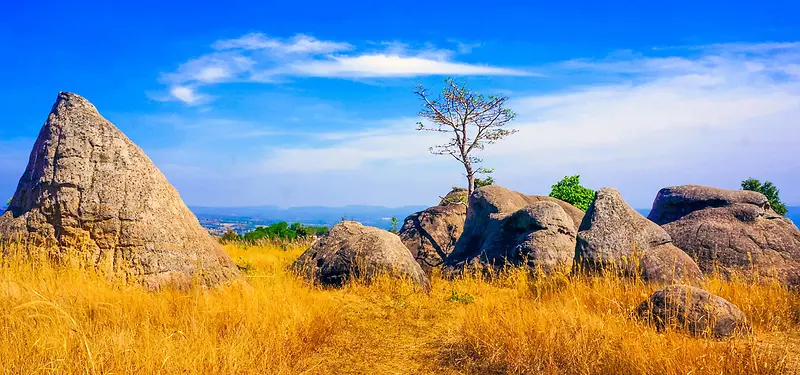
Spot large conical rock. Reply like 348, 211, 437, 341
399, 188, 467, 271
291, 221, 430, 290
649, 185, 800, 286
445, 185, 583, 274
575, 188, 703, 284
0, 92, 240, 290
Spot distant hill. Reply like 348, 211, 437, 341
3, 203, 797, 231
189, 204, 429, 230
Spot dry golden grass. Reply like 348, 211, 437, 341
0, 241, 798, 374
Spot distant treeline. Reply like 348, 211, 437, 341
222, 221, 330, 243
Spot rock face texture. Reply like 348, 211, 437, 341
291, 221, 430, 290
649, 185, 800, 286
445, 185, 582, 274
399, 188, 467, 270
575, 188, 703, 284
636, 285, 750, 338
0, 92, 240, 289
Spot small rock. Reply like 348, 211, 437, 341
636, 285, 751, 338
291, 221, 430, 290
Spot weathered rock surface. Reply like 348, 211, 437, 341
636, 285, 750, 338
649, 185, 800, 286
445, 185, 582, 274
291, 221, 430, 290
575, 188, 703, 283
0, 92, 240, 290
399, 188, 467, 270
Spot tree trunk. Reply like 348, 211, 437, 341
465, 162, 475, 196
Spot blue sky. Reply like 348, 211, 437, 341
1, 1, 799, 208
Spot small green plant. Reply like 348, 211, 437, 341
390, 216, 399, 234
220, 230, 240, 243
474, 167, 495, 189
741, 178, 788, 216
449, 290, 475, 304
235, 257, 255, 273
440, 194, 468, 206
474, 176, 494, 189
549, 175, 595, 211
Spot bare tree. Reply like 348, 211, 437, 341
415, 78, 517, 195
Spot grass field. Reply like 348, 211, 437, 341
0, 241, 798, 374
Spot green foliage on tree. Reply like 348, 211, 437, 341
4, 197, 10, 207
228, 221, 330, 243
474, 175, 494, 189
221, 230, 240, 243
741, 178, 788, 216
549, 175, 595, 211
473, 167, 495, 189
390, 216, 399, 234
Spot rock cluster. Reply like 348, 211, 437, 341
649, 185, 800, 286
445, 185, 583, 274
0, 92, 240, 290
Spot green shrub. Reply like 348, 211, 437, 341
549, 175, 595, 211
239, 222, 329, 243
449, 290, 475, 305
741, 178, 788, 216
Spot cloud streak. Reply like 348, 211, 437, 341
251, 42, 800, 205
143, 40, 800, 207
159, 33, 533, 104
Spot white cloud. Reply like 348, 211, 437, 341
283, 54, 532, 78
261, 119, 450, 172
143, 41, 800, 206
248, 42, 800, 206
697, 41, 800, 53
168, 86, 208, 105
159, 33, 532, 104
213, 33, 353, 54
141, 114, 291, 141
448, 40, 482, 54
162, 52, 255, 84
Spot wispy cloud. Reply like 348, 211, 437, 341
163, 53, 255, 85
141, 114, 295, 142
167, 86, 209, 105
143, 41, 800, 206
213, 33, 354, 54
261, 118, 450, 172
158, 33, 533, 104
247, 42, 800, 205
283, 54, 528, 78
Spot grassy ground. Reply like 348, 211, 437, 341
0, 242, 798, 374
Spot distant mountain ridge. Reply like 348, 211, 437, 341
3, 204, 798, 230
189, 204, 429, 229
